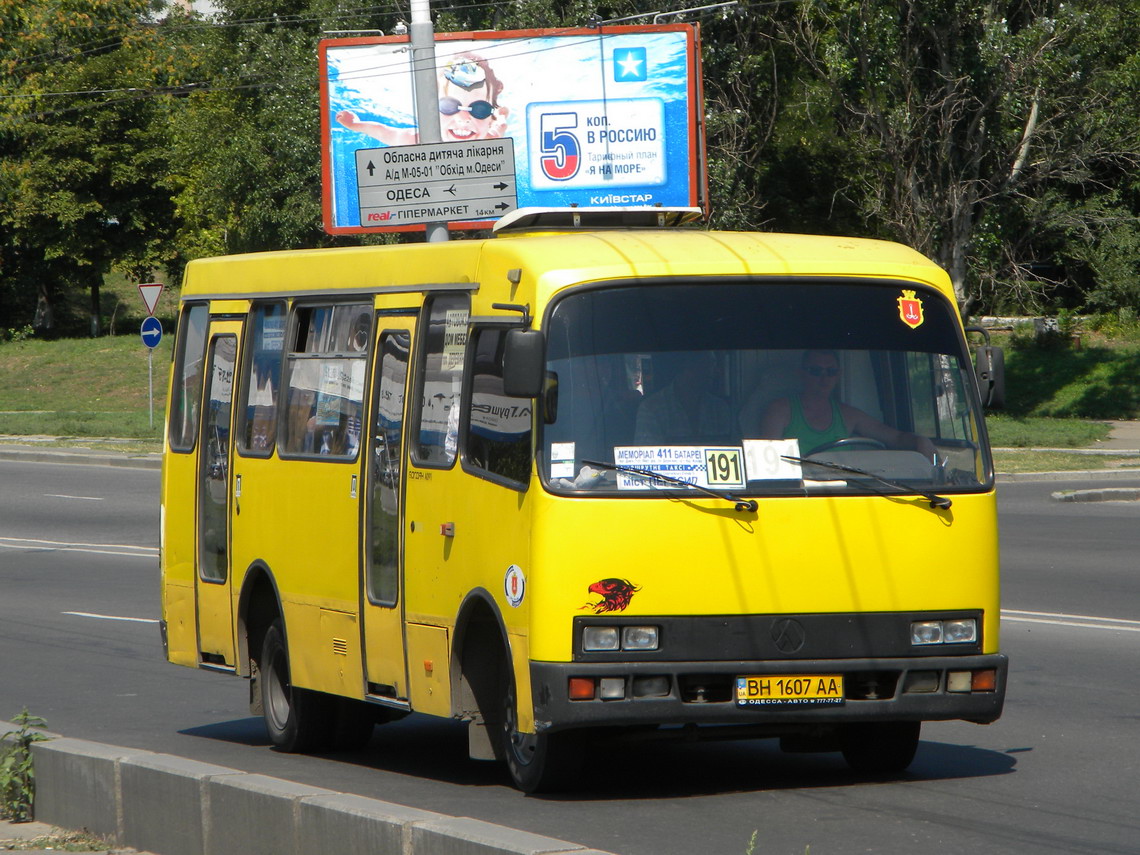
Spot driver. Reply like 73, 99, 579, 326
759, 349, 936, 459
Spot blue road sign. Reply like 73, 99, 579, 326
140, 316, 163, 349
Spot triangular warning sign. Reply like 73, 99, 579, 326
139, 283, 164, 316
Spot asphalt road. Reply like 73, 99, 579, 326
1, 459, 1138, 854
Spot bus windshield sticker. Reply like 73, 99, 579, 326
442, 309, 469, 370
549, 442, 576, 479
614, 446, 738, 490
742, 439, 802, 481
898, 289, 924, 329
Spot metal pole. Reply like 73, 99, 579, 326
148, 348, 154, 430
409, 0, 449, 242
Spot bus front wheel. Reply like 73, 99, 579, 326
499, 673, 582, 793
840, 721, 920, 775
261, 619, 330, 753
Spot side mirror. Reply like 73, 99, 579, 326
966, 326, 1005, 409
503, 328, 545, 398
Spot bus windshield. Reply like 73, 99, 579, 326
541, 279, 991, 498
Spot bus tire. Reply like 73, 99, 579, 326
840, 721, 920, 775
260, 619, 331, 753
499, 670, 582, 793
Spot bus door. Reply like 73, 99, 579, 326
195, 321, 242, 667
361, 322, 416, 701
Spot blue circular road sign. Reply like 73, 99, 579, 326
140, 316, 163, 349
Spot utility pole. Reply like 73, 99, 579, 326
409, 0, 449, 242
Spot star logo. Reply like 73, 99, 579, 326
613, 47, 647, 82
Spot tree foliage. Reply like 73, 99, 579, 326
1, 0, 1138, 333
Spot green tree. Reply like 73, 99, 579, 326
0, 0, 184, 335
707, 0, 1140, 313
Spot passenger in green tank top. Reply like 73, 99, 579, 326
759, 349, 936, 459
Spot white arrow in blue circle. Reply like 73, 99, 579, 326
140, 316, 163, 349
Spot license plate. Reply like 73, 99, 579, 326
735, 674, 845, 708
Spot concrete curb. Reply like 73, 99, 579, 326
0, 446, 162, 469
996, 467, 1140, 483
1050, 487, 1140, 503
2, 723, 615, 855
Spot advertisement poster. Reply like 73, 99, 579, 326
320, 25, 704, 233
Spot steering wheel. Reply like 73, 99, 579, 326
806, 436, 887, 455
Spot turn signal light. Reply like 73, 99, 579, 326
972, 668, 997, 692
568, 677, 596, 700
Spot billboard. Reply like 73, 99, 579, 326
319, 24, 706, 234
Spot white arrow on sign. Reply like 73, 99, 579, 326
139, 283, 164, 316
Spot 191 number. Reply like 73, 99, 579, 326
705, 448, 743, 487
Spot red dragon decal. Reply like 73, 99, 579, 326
581, 578, 641, 614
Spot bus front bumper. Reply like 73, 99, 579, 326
530, 653, 1007, 733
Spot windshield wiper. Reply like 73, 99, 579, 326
782, 455, 952, 510
581, 459, 758, 513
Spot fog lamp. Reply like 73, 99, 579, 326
632, 675, 670, 697
621, 625, 659, 651
599, 677, 626, 700
902, 670, 940, 693
583, 626, 619, 651
911, 620, 943, 645
947, 671, 972, 692
943, 618, 977, 644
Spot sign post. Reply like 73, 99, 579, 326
138, 285, 164, 430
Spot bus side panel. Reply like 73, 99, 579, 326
233, 456, 364, 697
161, 420, 201, 667
403, 465, 534, 722
405, 623, 451, 717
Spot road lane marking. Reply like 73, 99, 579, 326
0, 536, 157, 559
1002, 609, 1140, 633
44, 494, 104, 501
63, 611, 159, 624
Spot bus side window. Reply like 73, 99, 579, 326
280, 303, 370, 460
236, 302, 286, 456
169, 303, 210, 453
463, 326, 533, 487
412, 293, 470, 468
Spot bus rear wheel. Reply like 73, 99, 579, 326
499, 673, 582, 793
840, 721, 921, 775
261, 619, 332, 753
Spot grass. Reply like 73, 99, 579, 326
0, 335, 171, 441
999, 328, 1140, 419
985, 414, 1112, 448
0, 828, 114, 851
991, 449, 1140, 473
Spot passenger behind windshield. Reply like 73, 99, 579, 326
634, 352, 733, 444
758, 349, 936, 460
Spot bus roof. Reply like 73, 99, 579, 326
179, 228, 954, 305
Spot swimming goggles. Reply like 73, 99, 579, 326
439, 97, 494, 120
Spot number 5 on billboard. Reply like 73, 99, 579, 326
539, 113, 581, 181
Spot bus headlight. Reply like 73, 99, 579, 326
582, 625, 660, 652
910, 620, 943, 645
911, 618, 977, 646
621, 625, 659, 651
583, 626, 620, 651
943, 618, 978, 644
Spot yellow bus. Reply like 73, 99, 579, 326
160, 208, 1007, 792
